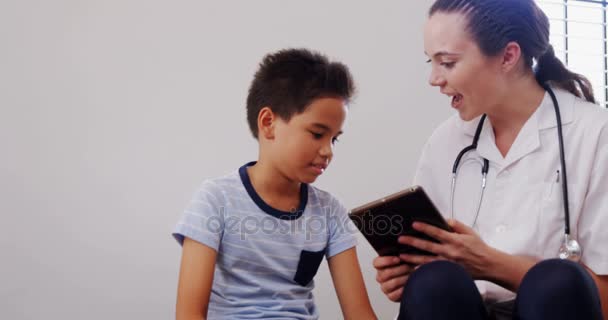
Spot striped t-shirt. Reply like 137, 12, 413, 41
173, 162, 358, 319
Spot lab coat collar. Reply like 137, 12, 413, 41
459, 86, 575, 169
461, 86, 575, 137
536, 86, 575, 130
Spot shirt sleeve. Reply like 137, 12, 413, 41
412, 138, 449, 215
325, 196, 358, 259
172, 180, 225, 251
578, 126, 608, 274
413, 139, 432, 187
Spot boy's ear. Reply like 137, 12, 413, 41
257, 107, 276, 140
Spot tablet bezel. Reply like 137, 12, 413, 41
349, 185, 452, 256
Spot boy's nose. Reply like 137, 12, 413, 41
319, 142, 333, 159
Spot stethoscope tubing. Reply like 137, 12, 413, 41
451, 85, 570, 236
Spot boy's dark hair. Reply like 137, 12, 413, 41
246, 48, 355, 139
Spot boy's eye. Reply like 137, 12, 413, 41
310, 131, 323, 139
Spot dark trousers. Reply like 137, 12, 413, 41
398, 259, 603, 320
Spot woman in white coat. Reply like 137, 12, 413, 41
374, 0, 608, 319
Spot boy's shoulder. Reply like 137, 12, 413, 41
307, 184, 346, 212
194, 169, 241, 201
205, 169, 240, 186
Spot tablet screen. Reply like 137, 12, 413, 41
349, 186, 451, 256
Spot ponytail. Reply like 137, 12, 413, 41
428, 0, 596, 104
534, 45, 596, 103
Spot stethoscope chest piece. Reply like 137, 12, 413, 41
558, 233, 582, 262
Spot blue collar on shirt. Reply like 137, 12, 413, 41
238, 161, 308, 220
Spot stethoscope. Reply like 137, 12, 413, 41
449, 84, 582, 262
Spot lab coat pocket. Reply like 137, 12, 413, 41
293, 249, 326, 286
542, 180, 560, 207
539, 182, 578, 258
541, 181, 580, 221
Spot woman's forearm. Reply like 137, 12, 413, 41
482, 248, 539, 292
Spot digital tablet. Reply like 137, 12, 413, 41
349, 185, 452, 256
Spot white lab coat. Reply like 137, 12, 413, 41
413, 87, 608, 302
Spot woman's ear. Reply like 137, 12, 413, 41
257, 107, 276, 140
501, 41, 523, 73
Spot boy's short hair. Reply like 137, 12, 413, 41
246, 48, 355, 139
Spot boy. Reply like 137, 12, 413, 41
173, 48, 376, 319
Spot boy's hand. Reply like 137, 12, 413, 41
373, 256, 415, 302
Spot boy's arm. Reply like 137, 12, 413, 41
328, 247, 377, 320
176, 237, 217, 320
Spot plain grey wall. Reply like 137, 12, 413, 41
0, 0, 452, 319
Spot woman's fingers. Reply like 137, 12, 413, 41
398, 235, 443, 255
411, 221, 455, 242
376, 262, 414, 283
380, 275, 409, 297
447, 218, 476, 235
386, 286, 404, 303
399, 253, 441, 265
373, 256, 412, 302
373, 255, 401, 269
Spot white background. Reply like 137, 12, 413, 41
0, 1, 451, 319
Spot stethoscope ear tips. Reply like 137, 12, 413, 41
558, 234, 582, 262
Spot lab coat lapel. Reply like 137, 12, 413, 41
460, 86, 574, 173
474, 117, 505, 166
502, 111, 541, 169
461, 115, 504, 165
502, 87, 575, 168
475, 100, 544, 171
